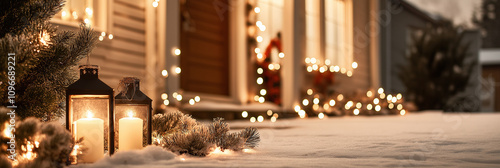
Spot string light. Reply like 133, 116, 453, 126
254, 7, 261, 13
391, 97, 397, 103
257, 115, 264, 122
400, 109, 406, 115
176, 94, 182, 101
161, 93, 168, 100
259, 25, 266, 31
356, 102, 362, 109
307, 89, 313, 95
325, 59, 331, 65
397, 104, 403, 110
305, 58, 311, 64
101, 32, 106, 36
72, 11, 78, 20
319, 66, 326, 73
257, 77, 263, 85
258, 97, 265, 103
375, 105, 381, 112
347, 71, 352, 77
311, 58, 317, 64
323, 103, 329, 110
163, 99, 169, 105
294, 105, 301, 112
257, 67, 263, 74
388, 103, 394, 109
307, 66, 313, 72
242, 111, 248, 118
373, 98, 379, 104
84, 18, 90, 24
312, 64, 318, 71
302, 99, 309, 106
318, 113, 325, 119
367, 90, 373, 97
85, 7, 93, 16
256, 36, 263, 42
273, 113, 279, 118
333, 66, 340, 72
267, 110, 273, 116
174, 49, 181, 56
189, 99, 195, 105
387, 94, 393, 101
268, 64, 275, 70
298, 110, 306, 118
173, 92, 178, 98
61, 10, 67, 18
340, 68, 346, 74
260, 89, 267, 96
99, 36, 104, 41
353, 109, 360, 115
378, 88, 384, 94
396, 93, 402, 100
313, 98, 319, 104
271, 116, 277, 122
152, 0, 159, 7
329, 66, 335, 72
174, 67, 181, 74
352, 62, 358, 69
279, 52, 285, 58
329, 99, 335, 106
161, 69, 168, 77
257, 53, 263, 59
367, 104, 373, 110
253, 95, 259, 102
194, 96, 200, 102
337, 94, 344, 101
254, 48, 260, 53
312, 104, 319, 111
108, 34, 113, 40
250, 117, 256, 123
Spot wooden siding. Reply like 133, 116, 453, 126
87, 0, 146, 89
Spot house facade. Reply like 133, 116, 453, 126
52, 0, 448, 116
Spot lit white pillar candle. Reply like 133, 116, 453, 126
76, 111, 104, 163
119, 111, 143, 151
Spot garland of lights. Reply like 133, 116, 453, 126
256, 37, 283, 105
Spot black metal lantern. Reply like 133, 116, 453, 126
66, 65, 114, 163
114, 77, 152, 152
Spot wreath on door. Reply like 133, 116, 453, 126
256, 35, 282, 105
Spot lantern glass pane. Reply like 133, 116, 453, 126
69, 95, 110, 163
115, 104, 149, 151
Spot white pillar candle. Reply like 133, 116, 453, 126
75, 111, 104, 163
119, 111, 143, 151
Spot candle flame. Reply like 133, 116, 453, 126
86, 111, 94, 118
127, 111, 134, 118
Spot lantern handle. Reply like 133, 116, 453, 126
118, 78, 136, 101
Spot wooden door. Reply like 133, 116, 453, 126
180, 0, 229, 96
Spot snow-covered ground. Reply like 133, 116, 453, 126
76, 112, 500, 168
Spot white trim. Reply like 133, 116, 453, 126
165, 0, 180, 104
229, 0, 248, 104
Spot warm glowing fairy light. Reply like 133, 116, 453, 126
194, 96, 200, 102
176, 94, 182, 101
373, 98, 379, 104
189, 99, 195, 105
347, 71, 352, 77
108, 34, 113, 40
352, 62, 358, 69
312, 104, 319, 111
174, 49, 181, 56
305, 58, 311, 64
396, 93, 402, 100
258, 97, 265, 103
356, 102, 362, 109
257, 77, 263, 85
268, 64, 275, 70
260, 89, 267, 96
259, 25, 266, 31
380, 93, 386, 99
257, 68, 263, 74
329, 66, 335, 72
161, 93, 168, 100
256, 36, 263, 42
254, 7, 261, 13
279, 52, 285, 58
353, 109, 360, 115
311, 58, 317, 64
367, 90, 373, 97
375, 105, 381, 112
337, 94, 344, 101
307, 66, 313, 72
294, 105, 301, 112
378, 88, 384, 94
273, 113, 279, 118
254, 48, 260, 53
329, 99, 336, 106
318, 113, 325, 119
242, 111, 248, 118
400, 109, 406, 115
391, 97, 397, 103
257, 115, 264, 122
174, 67, 181, 74
334, 66, 340, 72
271, 116, 277, 122
256, 21, 263, 27
313, 98, 319, 105
267, 110, 273, 116
397, 104, 403, 110
250, 117, 256, 123
173, 92, 178, 98
367, 104, 373, 110
387, 94, 393, 101
302, 99, 309, 106
163, 99, 169, 105
307, 89, 313, 95
323, 103, 329, 110
161, 70, 168, 77
312, 64, 319, 71
325, 59, 331, 65
257, 53, 263, 59
388, 103, 394, 109
340, 68, 346, 74
298, 110, 306, 118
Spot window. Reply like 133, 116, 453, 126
324, 0, 353, 71
51, 0, 110, 32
